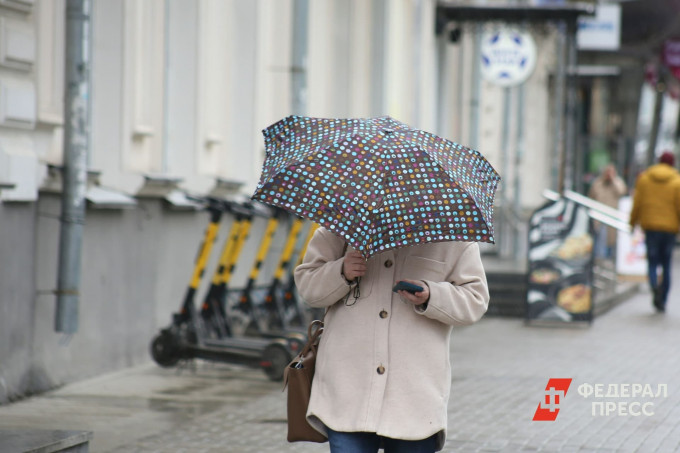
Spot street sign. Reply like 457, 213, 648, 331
480, 28, 537, 87
577, 4, 621, 51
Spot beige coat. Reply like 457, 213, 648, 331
588, 174, 627, 246
294, 227, 489, 451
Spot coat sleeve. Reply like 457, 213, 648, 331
416, 243, 490, 326
629, 177, 643, 228
613, 176, 627, 197
294, 228, 353, 308
675, 178, 680, 228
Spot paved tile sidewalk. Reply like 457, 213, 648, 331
1, 251, 679, 453
113, 252, 680, 452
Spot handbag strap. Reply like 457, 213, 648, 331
301, 320, 324, 356
282, 241, 345, 389
282, 317, 324, 391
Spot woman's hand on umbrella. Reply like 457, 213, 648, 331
397, 279, 430, 306
342, 250, 366, 282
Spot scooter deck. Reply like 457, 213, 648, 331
185, 342, 262, 367
201, 336, 273, 354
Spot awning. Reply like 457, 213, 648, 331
436, 2, 595, 29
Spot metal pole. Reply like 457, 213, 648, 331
370, 0, 387, 116
564, 20, 578, 192
436, 24, 447, 136
56, 0, 91, 334
456, 27, 465, 140
500, 87, 511, 258
162, 0, 170, 172
291, 0, 308, 115
413, 0, 423, 127
646, 74, 665, 167
514, 83, 525, 260
553, 21, 566, 193
469, 24, 482, 150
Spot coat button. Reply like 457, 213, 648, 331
384, 260, 393, 268
377, 365, 385, 375
379, 310, 388, 319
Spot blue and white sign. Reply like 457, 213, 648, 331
577, 4, 620, 51
480, 28, 537, 87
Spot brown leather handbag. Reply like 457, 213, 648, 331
282, 319, 328, 443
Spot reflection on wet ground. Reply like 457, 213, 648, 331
0, 362, 279, 452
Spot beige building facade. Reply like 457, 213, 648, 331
0, 0, 601, 400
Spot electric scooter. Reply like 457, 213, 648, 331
233, 205, 283, 336
150, 197, 304, 381
278, 222, 320, 327
259, 216, 305, 330
199, 200, 254, 338
260, 219, 321, 330
233, 206, 310, 338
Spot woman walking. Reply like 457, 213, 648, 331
294, 227, 490, 453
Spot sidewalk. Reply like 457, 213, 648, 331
1, 252, 679, 453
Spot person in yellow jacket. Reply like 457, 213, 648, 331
629, 151, 680, 312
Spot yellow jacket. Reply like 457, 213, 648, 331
629, 163, 680, 233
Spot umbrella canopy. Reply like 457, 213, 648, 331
253, 115, 501, 259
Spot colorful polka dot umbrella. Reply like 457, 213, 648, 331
252, 115, 501, 259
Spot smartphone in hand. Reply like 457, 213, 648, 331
392, 281, 424, 294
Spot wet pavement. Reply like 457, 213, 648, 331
1, 251, 680, 452
0, 363, 282, 452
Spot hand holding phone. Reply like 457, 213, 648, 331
392, 281, 424, 294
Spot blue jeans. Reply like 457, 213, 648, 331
595, 224, 614, 259
644, 230, 676, 306
327, 428, 437, 453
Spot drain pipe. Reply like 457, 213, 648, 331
469, 23, 482, 150
56, 0, 91, 334
291, 0, 308, 115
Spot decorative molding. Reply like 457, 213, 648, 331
0, 17, 35, 71
132, 125, 154, 140
0, 0, 34, 14
86, 186, 137, 209
36, 0, 65, 124
196, 0, 230, 176
40, 164, 101, 193
136, 174, 182, 198
0, 77, 36, 129
121, 0, 165, 173
163, 190, 202, 210
0, 152, 38, 201
204, 134, 223, 150
208, 177, 245, 198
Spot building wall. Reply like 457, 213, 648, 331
0, 0, 583, 401
0, 202, 36, 402
27, 195, 255, 397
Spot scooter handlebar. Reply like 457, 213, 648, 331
182, 193, 293, 221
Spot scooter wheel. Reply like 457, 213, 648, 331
261, 344, 292, 381
150, 331, 180, 368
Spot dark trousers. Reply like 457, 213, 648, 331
644, 230, 676, 306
